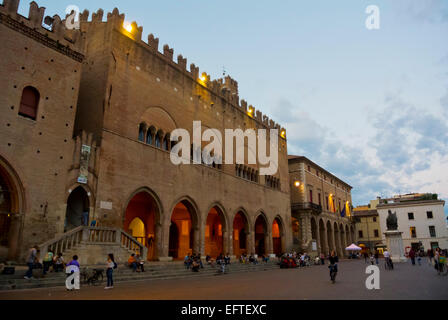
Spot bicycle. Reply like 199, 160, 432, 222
81, 268, 104, 286
329, 264, 338, 283
215, 260, 228, 275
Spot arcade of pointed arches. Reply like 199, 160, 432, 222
121, 187, 288, 261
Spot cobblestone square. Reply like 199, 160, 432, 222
0, 260, 446, 300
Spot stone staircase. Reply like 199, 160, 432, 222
38, 226, 147, 265
0, 260, 280, 291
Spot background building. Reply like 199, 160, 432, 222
376, 193, 447, 253
353, 199, 384, 254
288, 155, 355, 257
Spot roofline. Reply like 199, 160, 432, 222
377, 199, 445, 208
288, 155, 353, 189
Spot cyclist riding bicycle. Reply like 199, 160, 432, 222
328, 250, 339, 284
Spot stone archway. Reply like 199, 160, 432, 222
123, 189, 162, 260
65, 186, 89, 232
345, 225, 350, 246
0, 157, 25, 261
169, 199, 199, 260
319, 219, 327, 255
326, 221, 334, 254
340, 223, 346, 256
272, 217, 284, 256
254, 213, 268, 256
334, 222, 341, 256
233, 210, 250, 257
204, 205, 227, 258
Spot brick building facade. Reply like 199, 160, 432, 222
0, 0, 292, 262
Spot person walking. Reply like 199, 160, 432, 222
374, 250, 379, 265
105, 253, 116, 289
82, 210, 89, 226
429, 249, 435, 265
24, 245, 38, 279
409, 248, 416, 266
384, 249, 393, 270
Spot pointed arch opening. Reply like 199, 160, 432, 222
169, 199, 199, 260
0, 161, 24, 261
272, 217, 284, 256
205, 205, 226, 258
123, 189, 161, 260
254, 213, 268, 256
233, 210, 249, 257
65, 186, 90, 232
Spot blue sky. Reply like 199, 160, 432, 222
23, 1, 448, 217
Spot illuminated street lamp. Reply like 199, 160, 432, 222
123, 22, 133, 33
294, 181, 301, 188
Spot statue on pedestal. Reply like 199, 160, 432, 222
386, 210, 398, 231
384, 210, 407, 263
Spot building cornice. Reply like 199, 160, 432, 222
0, 12, 84, 63
377, 199, 445, 209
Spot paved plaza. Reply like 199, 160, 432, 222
0, 259, 446, 300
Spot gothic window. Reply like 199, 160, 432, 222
138, 123, 146, 142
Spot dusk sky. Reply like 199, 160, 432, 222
24, 1, 448, 215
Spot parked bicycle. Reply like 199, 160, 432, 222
81, 268, 104, 286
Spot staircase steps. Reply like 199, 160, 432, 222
0, 262, 280, 291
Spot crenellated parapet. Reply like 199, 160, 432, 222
0, 0, 84, 61
76, 5, 286, 138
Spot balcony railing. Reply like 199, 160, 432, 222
291, 202, 323, 214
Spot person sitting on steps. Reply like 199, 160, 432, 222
128, 254, 137, 272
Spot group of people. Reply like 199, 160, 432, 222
184, 253, 204, 272
279, 251, 315, 268
24, 246, 66, 279
431, 248, 447, 275
24, 245, 117, 290
127, 254, 145, 272
405, 247, 447, 274
238, 253, 270, 265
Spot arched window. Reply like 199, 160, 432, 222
162, 137, 168, 151
146, 132, 153, 145
138, 123, 146, 142
19, 86, 40, 120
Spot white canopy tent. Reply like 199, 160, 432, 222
345, 244, 362, 251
